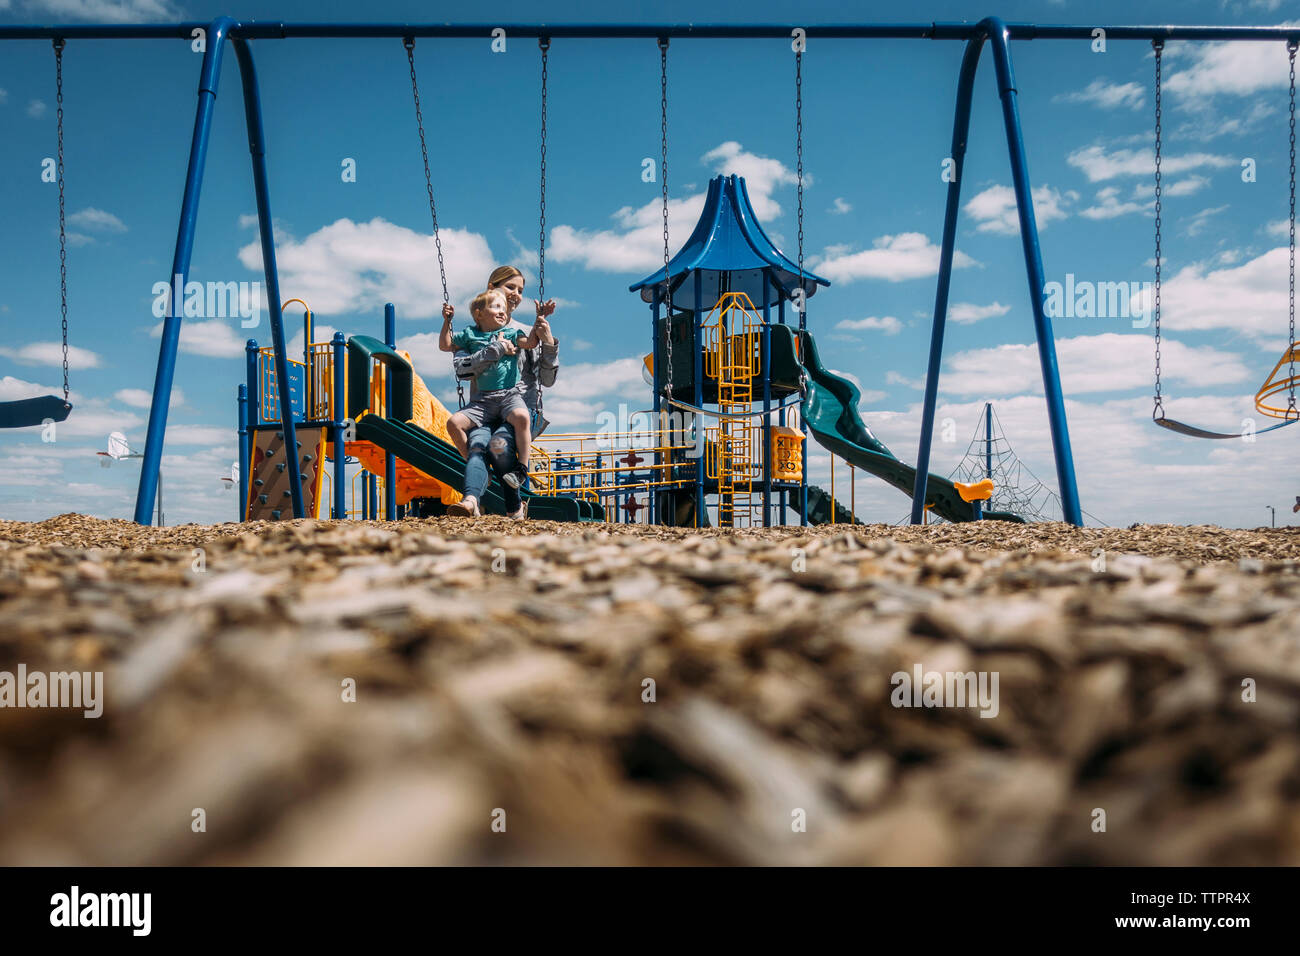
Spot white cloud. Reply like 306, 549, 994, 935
163, 424, 231, 445
241, 218, 497, 319
1165, 33, 1300, 99
1183, 204, 1229, 237
26, 99, 46, 118
964, 184, 1074, 235
545, 357, 646, 403
936, 332, 1248, 397
700, 142, 799, 220
43, 402, 144, 439
0, 374, 62, 402
0, 341, 101, 368
1054, 79, 1144, 110
1080, 186, 1147, 221
18, 1, 184, 23
149, 319, 247, 358
550, 142, 797, 274
834, 316, 903, 335
829, 197, 852, 215
116, 387, 183, 409
815, 233, 976, 283
1266, 219, 1290, 237
886, 370, 923, 389
67, 207, 127, 233
1067, 144, 1236, 183
0, 89, 8, 105
1132, 245, 1295, 338
949, 301, 1010, 324
850, 391, 1300, 527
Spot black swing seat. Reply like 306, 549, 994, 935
0, 395, 72, 429
1154, 415, 1299, 440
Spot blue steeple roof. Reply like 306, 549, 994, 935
630, 174, 830, 304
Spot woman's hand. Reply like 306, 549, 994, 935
533, 310, 555, 345
442, 302, 455, 321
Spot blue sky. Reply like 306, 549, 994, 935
1, 0, 1298, 527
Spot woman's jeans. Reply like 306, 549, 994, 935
463, 422, 523, 511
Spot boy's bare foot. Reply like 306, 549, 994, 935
447, 495, 480, 517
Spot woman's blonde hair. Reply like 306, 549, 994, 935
487, 265, 524, 290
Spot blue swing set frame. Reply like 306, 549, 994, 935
3, 17, 1297, 527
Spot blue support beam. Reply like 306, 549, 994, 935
911, 16, 1081, 526
233, 35, 304, 520
132, 16, 236, 525
384, 303, 397, 521
332, 331, 346, 520
237, 383, 248, 522
650, 287, 661, 526
693, 272, 704, 527
5, 23, 1299, 42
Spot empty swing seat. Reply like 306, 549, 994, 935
0, 395, 73, 429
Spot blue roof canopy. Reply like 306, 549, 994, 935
630, 174, 830, 305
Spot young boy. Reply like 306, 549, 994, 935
439, 289, 540, 501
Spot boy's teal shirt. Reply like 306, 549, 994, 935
451, 326, 527, 391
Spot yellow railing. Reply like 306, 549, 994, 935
1255, 343, 1300, 420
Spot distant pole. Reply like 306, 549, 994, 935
985, 402, 993, 479
1267, 505, 1276, 528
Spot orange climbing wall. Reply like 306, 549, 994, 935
247, 427, 326, 520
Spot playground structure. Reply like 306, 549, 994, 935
2, 18, 1299, 527
240, 174, 1018, 526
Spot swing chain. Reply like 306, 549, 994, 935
795, 46, 805, 330
404, 37, 458, 404
539, 38, 549, 303
659, 38, 673, 406
55, 38, 68, 402
1288, 40, 1297, 414
1152, 39, 1164, 420
534, 37, 550, 425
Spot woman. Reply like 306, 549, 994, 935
451, 265, 558, 519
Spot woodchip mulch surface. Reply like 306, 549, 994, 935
1, 514, 1298, 865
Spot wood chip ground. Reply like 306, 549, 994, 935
1, 514, 1298, 865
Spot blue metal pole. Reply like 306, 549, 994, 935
911, 33, 984, 526
245, 338, 259, 428
985, 401, 993, 479
384, 302, 397, 521
237, 383, 248, 522
133, 16, 237, 525
985, 18, 1082, 526
6, 24, 1300, 42
650, 287, 661, 526
761, 276, 771, 527
693, 272, 704, 527
232, 36, 304, 520
777, 295, 787, 525
332, 331, 346, 520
